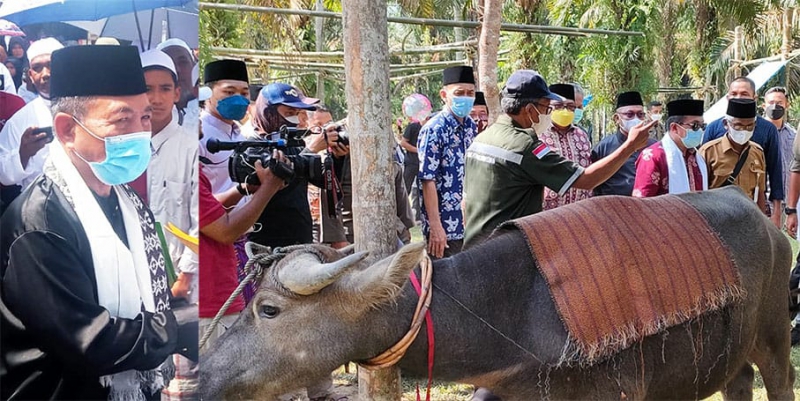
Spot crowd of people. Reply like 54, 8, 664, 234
0, 29, 797, 401
192, 61, 798, 401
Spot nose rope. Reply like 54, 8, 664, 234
198, 243, 308, 349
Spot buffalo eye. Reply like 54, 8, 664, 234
260, 305, 280, 319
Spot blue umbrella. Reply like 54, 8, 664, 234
0, 0, 192, 27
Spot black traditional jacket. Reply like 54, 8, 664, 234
0, 176, 181, 400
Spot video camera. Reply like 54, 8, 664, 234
206, 125, 321, 185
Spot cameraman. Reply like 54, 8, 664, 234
247, 83, 327, 247
199, 149, 289, 349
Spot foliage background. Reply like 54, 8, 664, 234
200, 0, 800, 139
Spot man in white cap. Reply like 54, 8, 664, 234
0, 37, 63, 190
137, 49, 198, 303
157, 38, 196, 110
138, 47, 200, 401
158, 38, 199, 137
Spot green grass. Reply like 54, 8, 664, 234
313, 230, 800, 400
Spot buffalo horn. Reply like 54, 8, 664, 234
278, 251, 369, 295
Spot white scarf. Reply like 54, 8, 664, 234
662, 134, 708, 194
45, 141, 168, 401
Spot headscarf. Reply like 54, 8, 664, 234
251, 94, 286, 137
7, 37, 28, 67
5, 57, 22, 89
250, 89, 306, 137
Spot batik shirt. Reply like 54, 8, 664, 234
539, 125, 593, 210
417, 110, 477, 240
632, 142, 703, 197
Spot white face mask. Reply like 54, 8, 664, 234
529, 105, 551, 134
284, 115, 300, 125
651, 113, 662, 121
729, 128, 754, 145
621, 117, 642, 133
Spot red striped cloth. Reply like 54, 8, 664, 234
500, 195, 743, 364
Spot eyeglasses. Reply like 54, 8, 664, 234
552, 103, 577, 112
533, 102, 554, 115
677, 122, 707, 131
618, 111, 647, 120
725, 118, 756, 131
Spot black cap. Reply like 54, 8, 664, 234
727, 98, 757, 119
616, 91, 643, 109
249, 84, 263, 102
474, 91, 486, 106
204, 59, 248, 84
667, 99, 704, 117
502, 70, 561, 100
548, 83, 575, 101
442, 66, 475, 86
50, 45, 146, 99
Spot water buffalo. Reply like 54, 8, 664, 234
200, 187, 795, 400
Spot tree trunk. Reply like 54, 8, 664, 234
454, 3, 465, 61
655, 0, 677, 91
315, 0, 325, 101
478, 0, 502, 124
341, 0, 400, 399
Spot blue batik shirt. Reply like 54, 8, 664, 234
417, 109, 477, 241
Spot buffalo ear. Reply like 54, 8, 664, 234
340, 242, 426, 306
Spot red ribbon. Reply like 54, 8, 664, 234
408, 270, 434, 401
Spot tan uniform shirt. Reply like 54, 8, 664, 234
699, 134, 766, 201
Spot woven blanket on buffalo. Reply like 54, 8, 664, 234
498, 195, 743, 365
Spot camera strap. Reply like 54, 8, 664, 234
323, 155, 341, 217
322, 131, 344, 218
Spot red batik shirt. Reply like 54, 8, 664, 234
632, 142, 703, 197
540, 125, 593, 210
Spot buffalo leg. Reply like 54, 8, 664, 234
721, 364, 754, 401
750, 336, 795, 401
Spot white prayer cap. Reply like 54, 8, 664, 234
95, 37, 120, 45
157, 38, 194, 59
198, 86, 212, 102
191, 63, 199, 85
26, 38, 63, 62
140, 49, 177, 77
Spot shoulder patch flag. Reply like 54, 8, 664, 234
532, 143, 551, 159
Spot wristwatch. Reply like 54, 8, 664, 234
236, 183, 248, 195
785, 206, 797, 215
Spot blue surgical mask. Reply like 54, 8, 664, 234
72, 117, 152, 185
449, 96, 475, 118
573, 108, 584, 124
681, 127, 704, 149
216, 94, 249, 121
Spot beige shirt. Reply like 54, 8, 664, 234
700, 134, 766, 202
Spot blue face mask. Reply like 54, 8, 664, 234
681, 127, 704, 149
72, 117, 152, 185
449, 96, 475, 118
573, 108, 584, 124
216, 94, 249, 121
